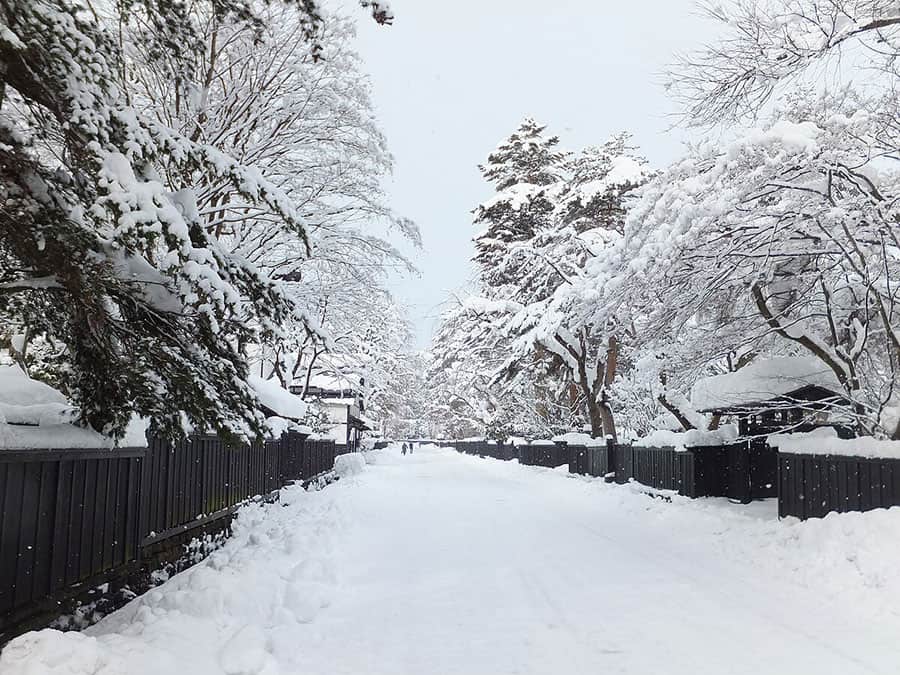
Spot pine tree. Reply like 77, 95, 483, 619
472, 118, 567, 291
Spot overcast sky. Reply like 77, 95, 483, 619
344, 0, 714, 348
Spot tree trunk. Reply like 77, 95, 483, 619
576, 355, 604, 438
598, 392, 617, 442
585, 394, 604, 439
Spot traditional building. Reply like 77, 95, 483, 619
290, 372, 371, 452
691, 356, 852, 437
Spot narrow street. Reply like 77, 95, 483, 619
5, 445, 900, 675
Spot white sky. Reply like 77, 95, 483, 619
344, 0, 714, 348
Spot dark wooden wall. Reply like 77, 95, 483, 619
778, 453, 900, 519
0, 431, 336, 641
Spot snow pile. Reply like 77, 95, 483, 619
0, 483, 340, 675
248, 375, 308, 421
0, 365, 74, 425
334, 452, 366, 478
771, 427, 900, 459
551, 432, 605, 447
638, 424, 739, 450
691, 357, 842, 411
0, 366, 148, 449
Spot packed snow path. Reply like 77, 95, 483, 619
4, 445, 900, 674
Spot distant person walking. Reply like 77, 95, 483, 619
401, 442, 408, 456
409, 442, 414, 454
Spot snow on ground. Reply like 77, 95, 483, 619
4, 444, 900, 674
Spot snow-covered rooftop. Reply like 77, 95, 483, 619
249, 376, 308, 421
298, 372, 361, 395
0, 365, 72, 426
0, 365, 148, 449
691, 357, 842, 412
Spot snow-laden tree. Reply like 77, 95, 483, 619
372, 350, 429, 439
602, 91, 900, 436
473, 118, 567, 294
654, 0, 900, 436
428, 126, 652, 440
493, 135, 651, 440
669, 0, 900, 126
425, 294, 566, 440
128, 4, 420, 400
128, 4, 417, 293
0, 0, 390, 438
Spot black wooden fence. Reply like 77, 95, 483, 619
777, 452, 900, 519
453, 440, 512, 460
517, 442, 570, 468
449, 437, 900, 520
568, 444, 610, 478
0, 431, 336, 642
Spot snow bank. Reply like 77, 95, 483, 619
249, 376, 308, 420
691, 357, 841, 411
334, 453, 366, 478
551, 432, 605, 447
0, 483, 340, 675
771, 428, 900, 459
638, 424, 739, 450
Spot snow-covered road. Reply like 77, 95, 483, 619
4, 444, 900, 674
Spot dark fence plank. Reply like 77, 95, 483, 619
777, 453, 900, 520
2, 430, 339, 640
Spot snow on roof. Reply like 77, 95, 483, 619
691, 357, 842, 412
320, 397, 357, 406
0, 417, 149, 450
249, 376, 308, 420
0, 365, 74, 427
0, 365, 68, 407
304, 372, 358, 393
0, 366, 149, 449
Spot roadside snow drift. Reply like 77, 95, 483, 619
334, 452, 366, 478
4, 443, 900, 674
